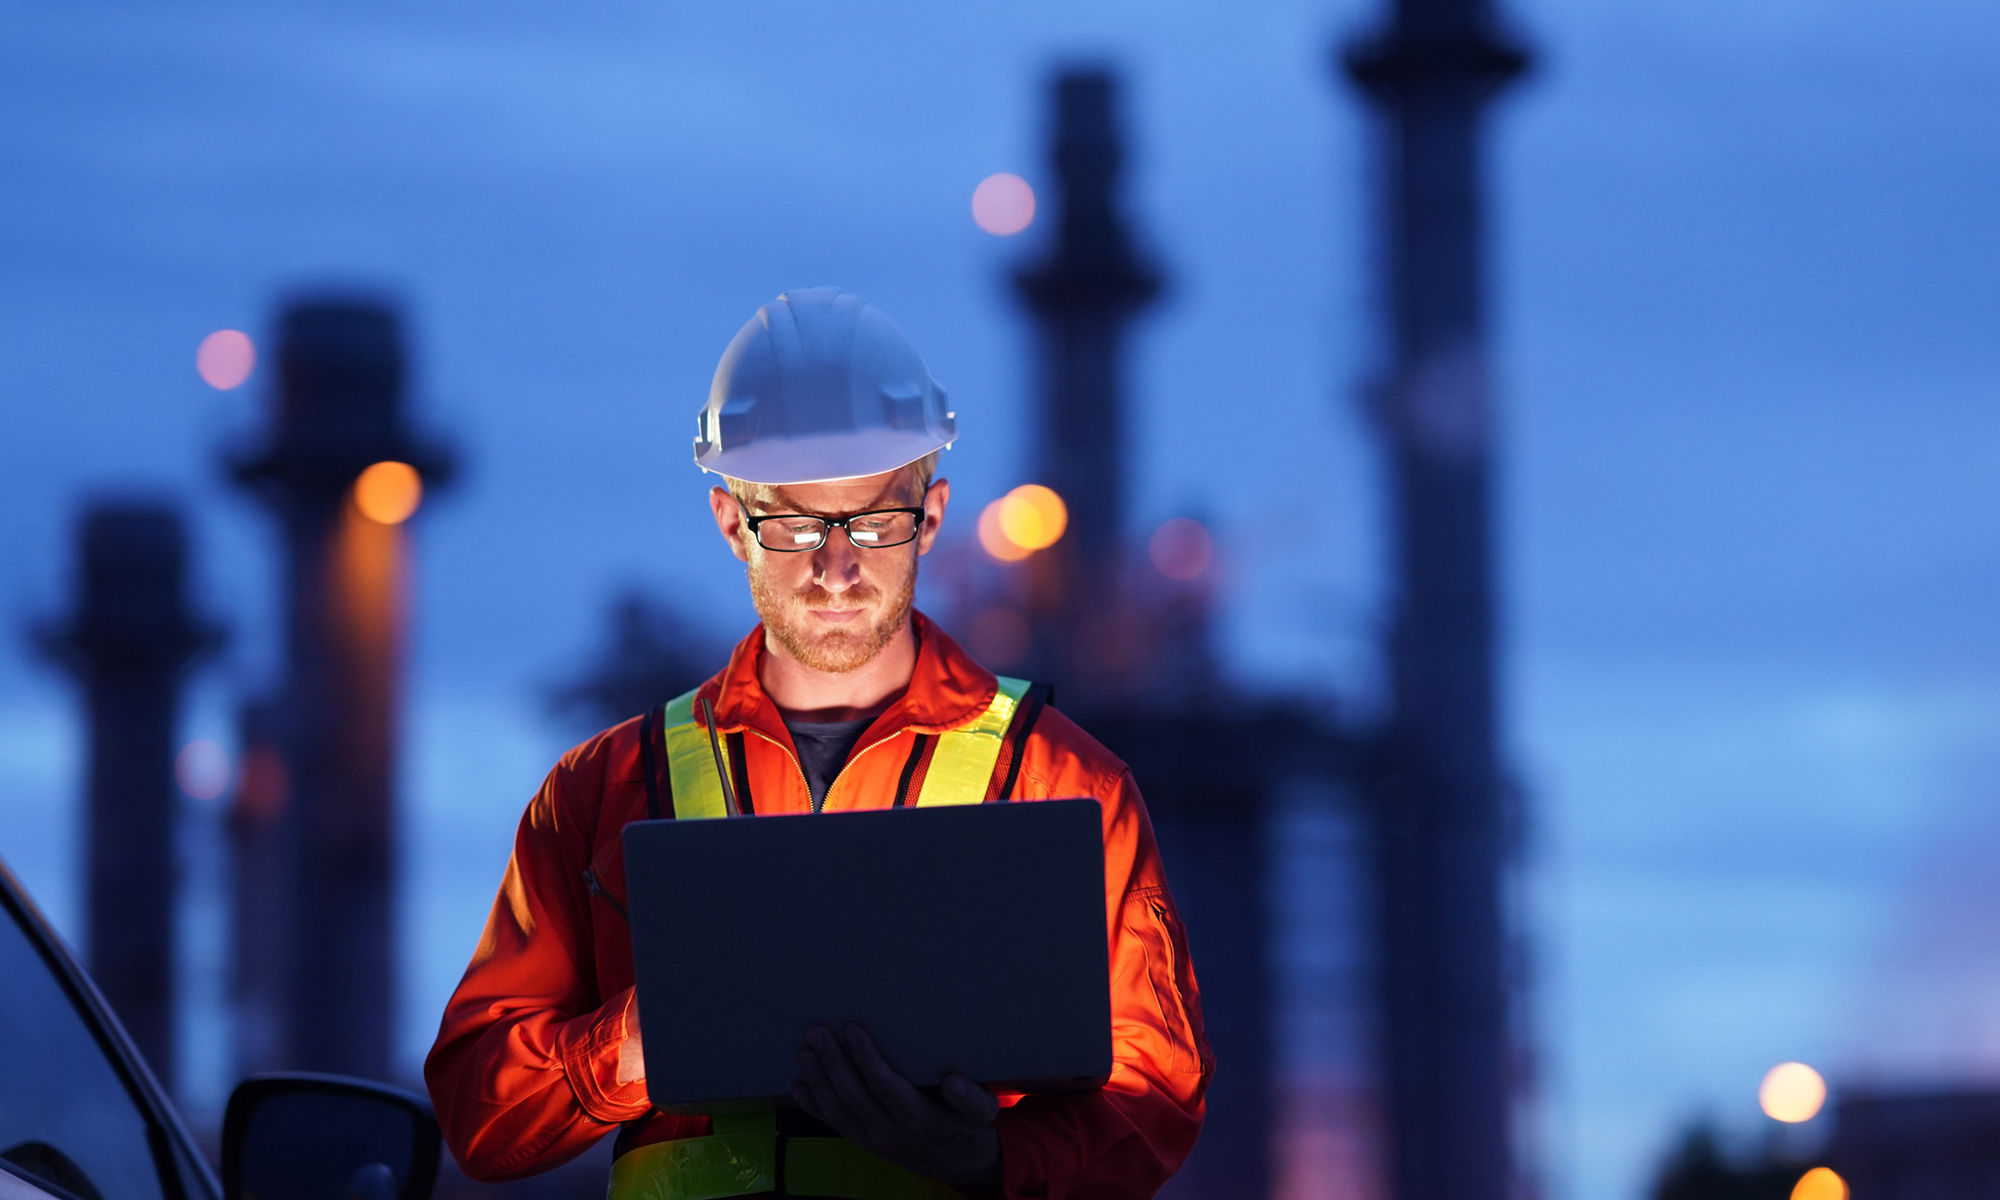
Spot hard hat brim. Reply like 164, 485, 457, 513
695, 430, 954, 487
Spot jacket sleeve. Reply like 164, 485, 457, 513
994, 767, 1215, 1200
423, 758, 651, 1181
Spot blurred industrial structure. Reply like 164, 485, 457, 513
974, 9, 1542, 1188
1831, 1088, 2000, 1196
227, 297, 453, 1081
547, 591, 722, 732
1644, 1124, 1814, 1200
1012, 70, 1163, 708
1339, 0, 1535, 1193
1647, 1088, 2000, 1200
33, 502, 223, 1093
1006, 67, 1294, 1200
225, 696, 288, 1076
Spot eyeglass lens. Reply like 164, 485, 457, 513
757, 511, 919, 550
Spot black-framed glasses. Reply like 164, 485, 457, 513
740, 504, 926, 552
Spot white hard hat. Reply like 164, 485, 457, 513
693, 288, 957, 485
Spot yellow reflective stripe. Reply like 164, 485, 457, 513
913, 675, 1030, 808
667, 677, 1031, 816
784, 1139, 960, 1200
606, 1110, 775, 1200
661, 687, 731, 821
608, 1123, 954, 1200
605, 1130, 774, 1200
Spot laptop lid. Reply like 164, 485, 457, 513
623, 798, 1111, 1111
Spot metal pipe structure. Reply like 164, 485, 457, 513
1339, 1, 1529, 1197
230, 297, 451, 1079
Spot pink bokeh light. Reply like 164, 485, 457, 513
972, 172, 1036, 236
1149, 517, 1214, 581
196, 328, 255, 390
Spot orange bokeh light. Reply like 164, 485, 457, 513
998, 484, 1067, 551
354, 461, 423, 525
1790, 1167, 1846, 1200
978, 500, 1034, 562
196, 329, 256, 390
979, 485, 1067, 560
1759, 1062, 1827, 1123
1150, 517, 1214, 581
972, 172, 1036, 236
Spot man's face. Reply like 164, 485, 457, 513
709, 467, 949, 673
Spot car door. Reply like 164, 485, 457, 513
0, 856, 217, 1200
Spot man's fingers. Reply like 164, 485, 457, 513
843, 1025, 934, 1131
941, 1073, 1000, 1127
808, 1026, 896, 1143
792, 1082, 824, 1123
797, 1049, 853, 1138
798, 1038, 870, 1143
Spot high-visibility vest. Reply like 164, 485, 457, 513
607, 676, 1044, 1200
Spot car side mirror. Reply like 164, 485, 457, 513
222, 1074, 440, 1200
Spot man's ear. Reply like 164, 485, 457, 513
710, 484, 752, 564
916, 477, 950, 556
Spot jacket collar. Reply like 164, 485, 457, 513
700, 610, 1000, 744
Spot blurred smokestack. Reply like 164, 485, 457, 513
230, 294, 452, 1079
1340, 0, 1532, 1196
226, 696, 289, 1076
34, 501, 222, 1093
1013, 67, 1162, 705
1009, 67, 1279, 1200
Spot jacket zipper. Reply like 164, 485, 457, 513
745, 727, 818, 812
1149, 897, 1192, 1047
745, 725, 910, 814
581, 865, 627, 920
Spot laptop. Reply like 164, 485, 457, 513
622, 798, 1112, 1111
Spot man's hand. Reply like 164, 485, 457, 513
793, 1023, 1003, 1194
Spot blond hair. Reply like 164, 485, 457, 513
724, 450, 940, 508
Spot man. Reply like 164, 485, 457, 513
425, 288, 1212, 1199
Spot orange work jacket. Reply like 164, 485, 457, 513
424, 612, 1214, 1199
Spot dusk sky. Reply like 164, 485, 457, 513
2, 2, 1997, 1198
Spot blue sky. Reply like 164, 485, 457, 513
2, 2, 1997, 1197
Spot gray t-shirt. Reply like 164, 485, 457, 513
782, 714, 873, 813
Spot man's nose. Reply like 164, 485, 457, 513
812, 527, 863, 589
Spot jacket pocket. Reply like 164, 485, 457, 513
1125, 887, 1202, 1077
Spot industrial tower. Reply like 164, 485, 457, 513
230, 297, 451, 1079
1340, 0, 1531, 1196
35, 503, 221, 1094
1013, 69, 1163, 705
1011, 67, 1287, 1200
